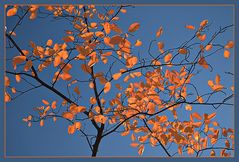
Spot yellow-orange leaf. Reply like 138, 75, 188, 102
54, 55, 61, 67
157, 42, 164, 50
5, 92, 11, 102
224, 50, 230, 58
94, 115, 108, 124
51, 101, 57, 109
24, 60, 32, 71
103, 22, 111, 34
138, 144, 144, 156
164, 53, 172, 63
112, 73, 122, 80
192, 112, 202, 120
205, 44, 212, 51
74, 122, 81, 130
7, 7, 18, 17
104, 82, 111, 93
61, 73, 72, 81
68, 125, 75, 134
40, 119, 44, 127
42, 99, 49, 105
156, 26, 163, 38
62, 112, 74, 120
178, 146, 182, 155
198, 57, 209, 69
225, 41, 234, 49
110, 23, 122, 33
185, 25, 195, 30
95, 31, 105, 38
130, 143, 139, 147
12, 56, 26, 70
135, 40, 142, 47
46, 39, 53, 46
185, 104, 192, 111
126, 56, 138, 68
200, 19, 208, 27
128, 22, 140, 33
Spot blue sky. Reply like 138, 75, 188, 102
5, 5, 234, 156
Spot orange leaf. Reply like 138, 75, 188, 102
74, 122, 81, 130
138, 144, 144, 156
198, 57, 209, 69
215, 74, 220, 85
157, 42, 164, 50
46, 39, 53, 46
62, 112, 74, 120
135, 40, 142, 47
185, 104, 192, 111
24, 60, 32, 71
15, 74, 21, 82
54, 55, 61, 67
40, 119, 44, 127
104, 82, 111, 93
42, 99, 49, 105
224, 50, 230, 58
110, 23, 122, 33
128, 22, 140, 33
200, 19, 208, 27
51, 101, 57, 109
95, 31, 105, 38
68, 125, 75, 134
130, 143, 139, 147
5, 92, 11, 102
12, 56, 26, 70
178, 48, 187, 54
7, 7, 18, 17
74, 86, 80, 95
225, 41, 234, 49
185, 25, 195, 30
205, 44, 212, 51
62, 35, 74, 42
109, 35, 123, 45
126, 56, 138, 68
164, 53, 172, 63
156, 26, 163, 38
103, 22, 111, 34
81, 64, 92, 74
112, 72, 122, 80
192, 112, 202, 120
61, 73, 72, 81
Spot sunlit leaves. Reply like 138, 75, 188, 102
128, 22, 140, 33
224, 50, 230, 59
135, 40, 142, 47
138, 144, 144, 156
104, 82, 111, 93
62, 112, 74, 120
81, 64, 92, 74
62, 35, 74, 42
126, 56, 138, 68
94, 115, 108, 124
15, 74, 21, 82
51, 101, 57, 109
12, 56, 26, 70
103, 22, 111, 34
192, 112, 202, 120
200, 19, 208, 28
164, 53, 172, 63
109, 35, 123, 45
5, 92, 11, 102
112, 72, 122, 80
205, 44, 213, 51
40, 119, 44, 127
207, 75, 224, 91
224, 41, 234, 49
7, 6, 18, 17
198, 57, 209, 69
68, 125, 75, 134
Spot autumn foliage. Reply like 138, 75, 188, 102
5, 5, 234, 157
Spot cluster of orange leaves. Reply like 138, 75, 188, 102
6, 5, 235, 156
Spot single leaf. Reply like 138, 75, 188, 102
224, 50, 230, 58
7, 7, 18, 17
104, 82, 111, 93
112, 72, 122, 80
128, 22, 140, 33
178, 48, 187, 54
138, 144, 145, 156
185, 25, 195, 30
68, 125, 75, 134
205, 44, 212, 51
135, 40, 142, 47
192, 112, 202, 120
42, 99, 49, 105
225, 41, 234, 49
156, 26, 163, 38
103, 22, 111, 34
74, 122, 81, 130
62, 35, 74, 42
15, 74, 21, 82
51, 101, 57, 109
62, 112, 74, 120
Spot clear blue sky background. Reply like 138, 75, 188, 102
5, 5, 234, 156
